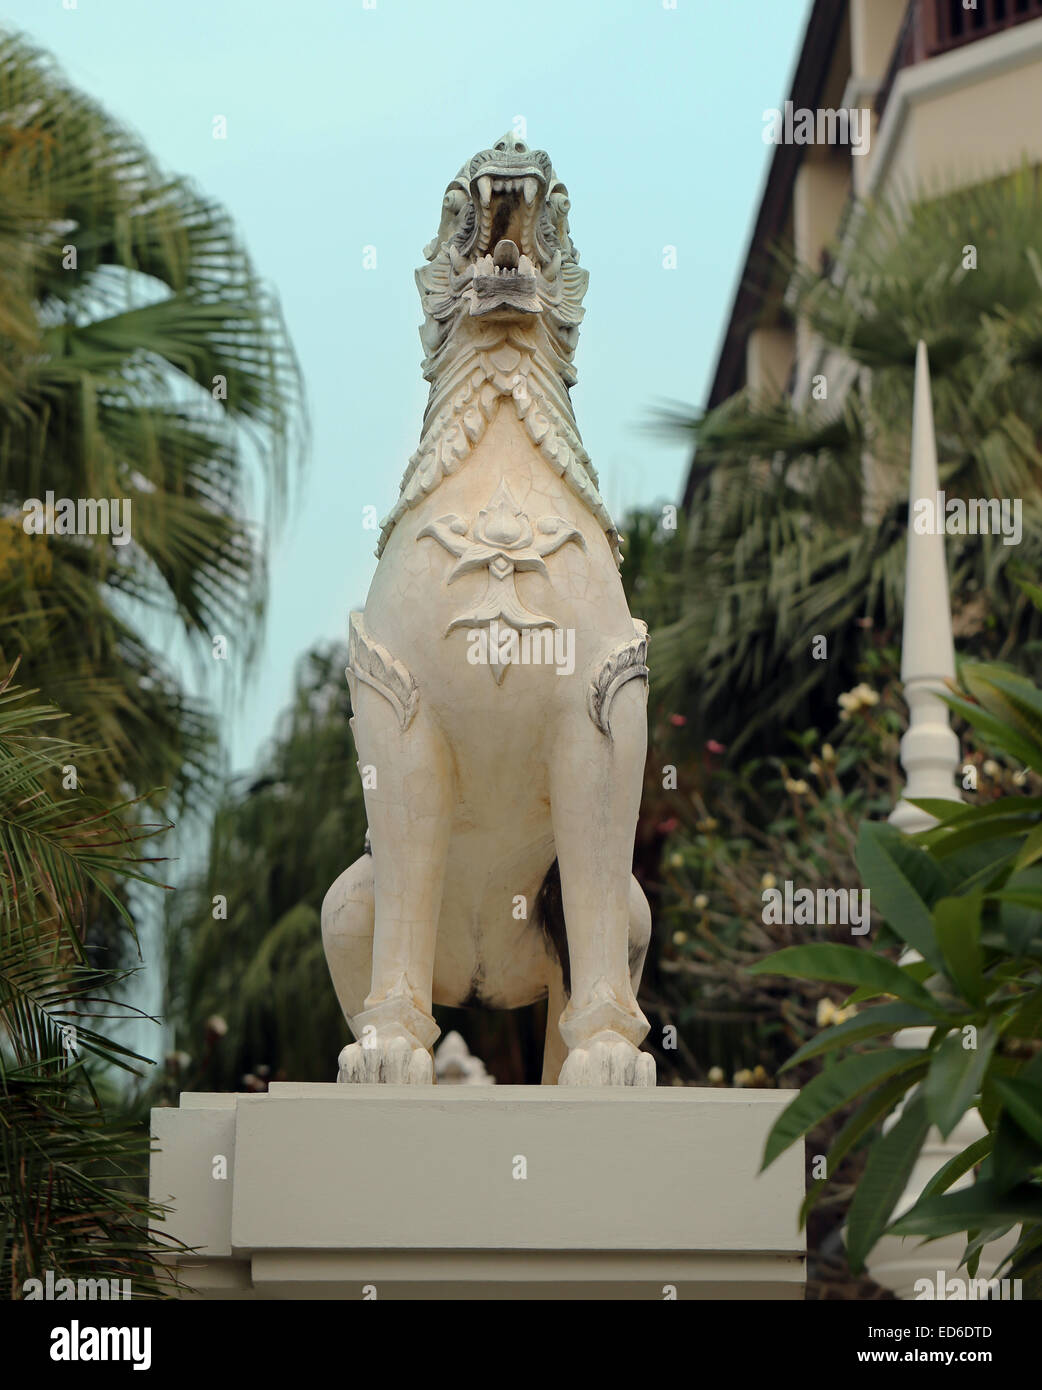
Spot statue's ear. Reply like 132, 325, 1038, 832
546, 183, 573, 251
425, 183, 468, 261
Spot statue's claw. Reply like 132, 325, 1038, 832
338, 987, 439, 1084
559, 1031, 656, 1088
337, 1034, 434, 1085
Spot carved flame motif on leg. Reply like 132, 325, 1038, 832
418, 479, 585, 683
587, 620, 650, 740
347, 611, 420, 731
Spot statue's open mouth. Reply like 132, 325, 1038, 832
470, 171, 543, 257
454, 167, 548, 317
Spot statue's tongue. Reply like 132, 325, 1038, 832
493, 240, 519, 270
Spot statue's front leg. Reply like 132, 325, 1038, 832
540, 874, 652, 1084
550, 677, 655, 1087
336, 650, 451, 1085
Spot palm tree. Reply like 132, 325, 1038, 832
655, 168, 1042, 756
0, 665, 179, 1297
0, 30, 304, 827
0, 32, 304, 1291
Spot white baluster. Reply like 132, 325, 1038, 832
889, 341, 961, 832
867, 341, 1012, 1298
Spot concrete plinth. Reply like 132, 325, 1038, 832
150, 1084, 805, 1299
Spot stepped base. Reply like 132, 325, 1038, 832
150, 1084, 805, 1300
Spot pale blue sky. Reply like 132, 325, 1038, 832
7, 0, 811, 776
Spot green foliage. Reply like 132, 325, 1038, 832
642, 629, 1035, 1295
651, 647, 907, 1076
627, 169, 1042, 1293
163, 646, 367, 1091
654, 168, 1042, 755
0, 29, 305, 821
755, 647, 1042, 1285
0, 667, 179, 1297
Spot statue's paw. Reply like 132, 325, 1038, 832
559, 1031, 656, 1087
337, 1033, 434, 1085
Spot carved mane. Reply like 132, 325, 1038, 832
376, 137, 621, 566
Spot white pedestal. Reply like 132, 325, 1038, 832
150, 1084, 805, 1299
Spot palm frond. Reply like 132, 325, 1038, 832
0, 670, 178, 1296
649, 168, 1042, 753
0, 27, 306, 817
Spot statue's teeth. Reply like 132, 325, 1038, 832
523, 178, 538, 205
518, 254, 535, 277
477, 209, 492, 254
477, 176, 492, 207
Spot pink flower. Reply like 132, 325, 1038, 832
658, 817, 680, 834
669, 714, 687, 727
706, 739, 726, 754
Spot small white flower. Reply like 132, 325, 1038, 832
838, 684, 879, 718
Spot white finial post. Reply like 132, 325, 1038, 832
889, 340, 961, 833
865, 348, 1006, 1301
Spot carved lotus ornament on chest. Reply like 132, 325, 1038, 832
418, 480, 585, 675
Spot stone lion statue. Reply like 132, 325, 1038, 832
322, 132, 654, 1086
